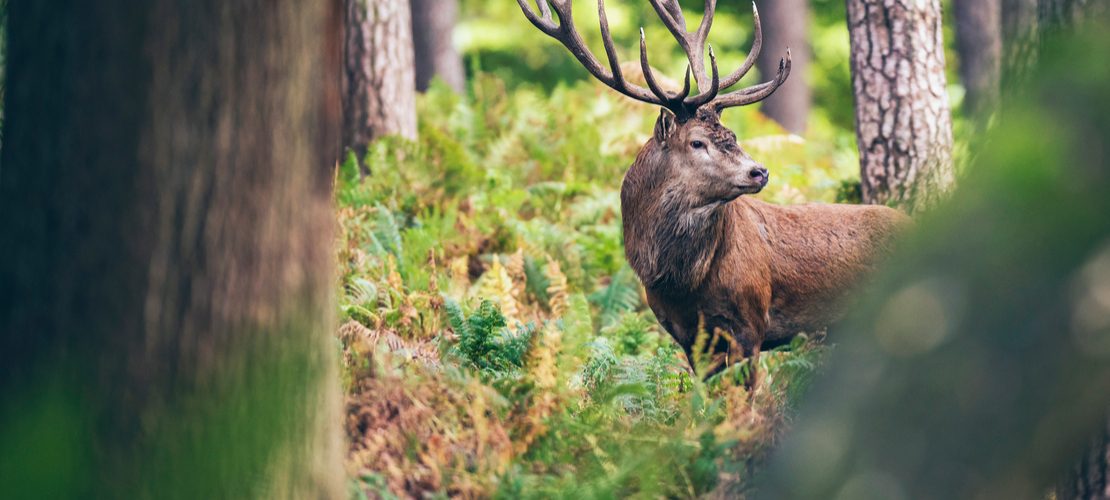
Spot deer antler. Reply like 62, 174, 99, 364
516, 0, 790, 118
516, 0, 670, 108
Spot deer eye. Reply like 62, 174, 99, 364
690, 140, 706, 149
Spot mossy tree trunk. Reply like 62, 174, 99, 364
0, 0, 344, 497
344, 0, 417, 160
411, 0, 466, 93
846, 0, 955, 212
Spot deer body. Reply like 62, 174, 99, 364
623, 142, 907, 361
518, 0, 908, 371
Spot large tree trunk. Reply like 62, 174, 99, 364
344, 0, 418, 159
954, 0, 1002, 122
411, 0, 466, 93
847, 0, 955, 213
0, 0, 344, 497
755, 0, 811, 134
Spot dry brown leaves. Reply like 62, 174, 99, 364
340, 321, 514, 499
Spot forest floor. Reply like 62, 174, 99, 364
336, 77, 858, 499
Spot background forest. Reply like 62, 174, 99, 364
335, 0, 1048, 498
339, 1, 883, 497
1, 0, 1109, 499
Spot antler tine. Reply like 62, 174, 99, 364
680, 66, 692, 101
695, 0, 716, 41
685, 44, 720, 109
639, 28, 682, 104
516, 0, 667, 107
597, 0, 626, 87
516, 0, 557, 35
712, 49, 792, 111
536, 0, 553, 22
648, 0, 718, 97
719, 2, 763, 89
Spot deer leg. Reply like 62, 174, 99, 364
734, 318, 766, 390
745, 343, 762, 391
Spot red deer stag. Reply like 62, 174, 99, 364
516, 0, 908, 375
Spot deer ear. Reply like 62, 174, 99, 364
654, 108, 677, 144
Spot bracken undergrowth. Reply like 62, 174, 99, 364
337, 75, 849, 499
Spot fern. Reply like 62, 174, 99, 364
589, 266, 642, 330
446, 299, 533, 377
370, 203, 403, 258
601, 311, 656, 356
472, 257, 520, 323
523, 255, 551, 304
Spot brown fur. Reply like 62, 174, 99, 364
621, 109, 909, 370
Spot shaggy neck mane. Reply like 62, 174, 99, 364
621, 140, 730, 294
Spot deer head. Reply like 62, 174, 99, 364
518, 0, 791, 292
517, 0, 789, 201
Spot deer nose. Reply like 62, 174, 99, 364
750, 167, 768, 180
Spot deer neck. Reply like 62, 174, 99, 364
623, 186, 732, 295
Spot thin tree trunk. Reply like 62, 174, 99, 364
411, 0, 466, 93
755, 0, 811, 134
1038, 0, 1101, 30
1002, 0, 1041, 86
0, 0, 344, 497
954, 0, 1002, 122
344, 0, 417, 159
847, 0, 955, 212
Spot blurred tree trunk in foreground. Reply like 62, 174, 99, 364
954, 0, 1001, 123
0, 1, 344, 497
846, 0, 955, 212
411, 0, 466, 93
760, 14, 1110, 499
344, 0, 417, 159
755, 0, 810, 134
1036, 4, 1110, 497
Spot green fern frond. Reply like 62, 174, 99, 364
590, 266, 642, 330
371, 203, 403, 258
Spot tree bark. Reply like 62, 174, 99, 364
1058, 416, 1110, 499
1001, 0, 1041, 86
954, 0, 1002, 121
1038, 0, 1101, 30
411, 0, 466, 93
0, 0, 344, 497
847, 0, 955, 213
755, 0, 811, 134
344, 0, 417, 159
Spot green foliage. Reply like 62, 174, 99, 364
588, 265, 641, 330
446, 299, 533, 376
337, 75, 835, 497
337, 21, 855, 493
764, 19, 1110, 498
